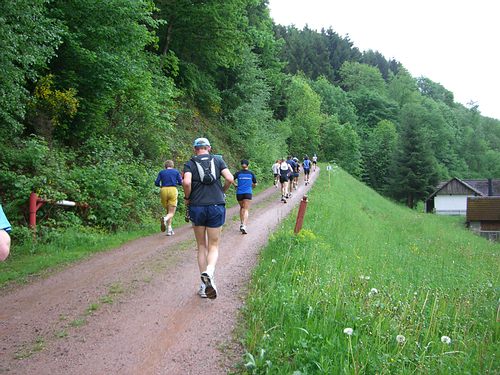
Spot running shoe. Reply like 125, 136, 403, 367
198, 283, 207, 298
200, 272, 217, 299
240, 225, 248, 234
160, 216, 166, 232
166, 226, 174, 236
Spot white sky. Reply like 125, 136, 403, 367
268, 0, 500, 120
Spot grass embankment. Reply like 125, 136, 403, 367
240, 167, 499, 374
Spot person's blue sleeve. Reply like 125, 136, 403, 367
155, 172, 161, 187
177, 170, 182, 186
252, 173, 257, 183
0, 205, 12, 233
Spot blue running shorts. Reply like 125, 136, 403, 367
189, 205, 226, 228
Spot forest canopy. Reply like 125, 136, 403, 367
1, 0, 499, 240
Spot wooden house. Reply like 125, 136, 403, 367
466, 196, 500, 241
425, 178, 500, 215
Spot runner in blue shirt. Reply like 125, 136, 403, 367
303, 156, 311, 185
233, 159, 257, 234
286, 156, 296, 197
155, 160, 183, 236
0, 204, 12, 261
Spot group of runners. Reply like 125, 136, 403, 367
272, 154, 317, 203
154, 138, 259, 299
154, 139, 318, 300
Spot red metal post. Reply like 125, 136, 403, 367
29, 192, 38, 229
29, 192, 46, 237
294, 195, 309, 234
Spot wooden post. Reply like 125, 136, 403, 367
294, 195, 309, 234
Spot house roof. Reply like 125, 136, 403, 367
466, 197, 500, 221
426, 178, 500, 201
464, 179, 500, 196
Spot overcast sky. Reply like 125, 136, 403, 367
268, 0, 500, 120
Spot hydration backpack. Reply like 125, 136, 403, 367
191, 155, 217, 184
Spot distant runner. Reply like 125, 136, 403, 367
234, 159, 257, 234
279, 158, 292, 203
155, 160, 183, 236
312, 154, 318, 171
286, 156, 296, 196
272, 160, 280, 187
292, 157, 300, 190
303, 156, 311, 185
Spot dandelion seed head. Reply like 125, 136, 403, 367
343, 327, 353, 336
441, 336, 452, 344
396, 335, 406, 344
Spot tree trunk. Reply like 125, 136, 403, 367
407, 193, 414, 208
162, 22, 173, 55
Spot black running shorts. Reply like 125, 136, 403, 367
236, 193, 252, 201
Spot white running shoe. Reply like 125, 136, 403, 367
166, 226, 174, 236
198, 283, 207, 298
200, 272, 217, 299
240, 225, 248, 234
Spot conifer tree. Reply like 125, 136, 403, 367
390, 103, 438, 208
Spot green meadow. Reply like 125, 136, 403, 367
240, 167, 499, 374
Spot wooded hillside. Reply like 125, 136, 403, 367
1, 0, 499, 242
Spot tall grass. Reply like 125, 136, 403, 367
240, 167, 499, 374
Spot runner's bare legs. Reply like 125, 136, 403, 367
193, 226, 221, 274
165, 205, 177, 229
239, 199, 251, 226
281, 181, 288, 199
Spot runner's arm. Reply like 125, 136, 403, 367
182, 171, 192, 204
154, 172, 161, 187
0, 230, 10, 261
221, 168, 234, 193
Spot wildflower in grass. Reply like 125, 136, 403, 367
396, 335, 406, 344
271, 259, 277, 263
368, 288, 378, 297
343, 327, 353, 336
441, 336, 452, 344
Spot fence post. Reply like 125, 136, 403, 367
294, 195, 309, 234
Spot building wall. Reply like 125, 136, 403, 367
435, 195, 468, 215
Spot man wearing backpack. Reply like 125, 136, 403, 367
182, 138, 234, 299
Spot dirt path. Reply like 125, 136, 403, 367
0, 169, 319, 375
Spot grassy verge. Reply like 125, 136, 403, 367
239, 166, 499, 374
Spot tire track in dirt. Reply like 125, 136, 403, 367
0, 169, 319, 374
